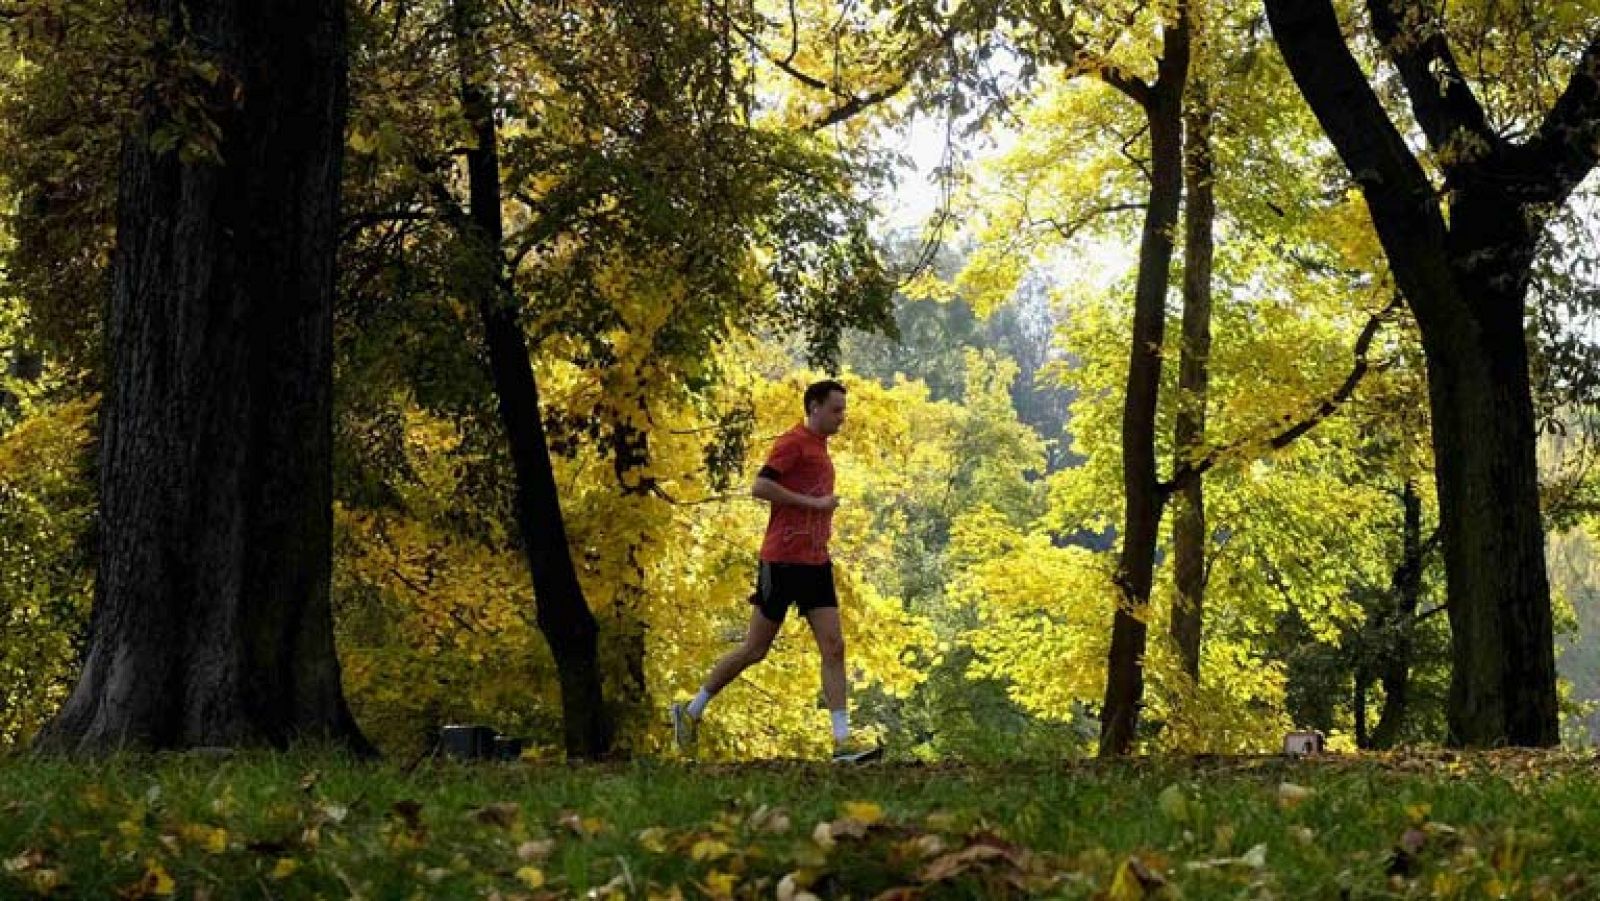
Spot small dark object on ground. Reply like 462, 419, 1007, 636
440, 724, 524, 761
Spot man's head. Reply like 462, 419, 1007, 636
803, 379, 847, 436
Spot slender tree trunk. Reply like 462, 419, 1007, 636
38, 0, 366, 753
1099, 8, 1190, 755
1170, 79, 1215, 685
1353, 667, 1370, 749
452, 0, 611, 759
1371, 480, 1423, 748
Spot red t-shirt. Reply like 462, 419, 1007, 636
758, 423, 834, 564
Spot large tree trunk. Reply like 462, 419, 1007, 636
1371, 480, 1423, 748
1170, 78, 1215, 685
1420, 221, 1555, 745
452, 0, 611, 759
1261, 0, 1592, 748
38, 0, 367, 753
1099, 10, 1190, 756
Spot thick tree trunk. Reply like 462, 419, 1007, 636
1170, 80, 1215, 685
1371, 480, 1423, 748
452, 0, 611, 759
38, 0, 366, 753
1263, 0, 1572, 748
1423, 222, 1555, 746
1100, 20, 1189, 754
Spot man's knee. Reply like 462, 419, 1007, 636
741, 642, 771, 666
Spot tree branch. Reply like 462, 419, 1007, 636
1045, 0, 1152, 106
1364, 0, 1497, 161
1160, 294, 1401, 495
1500, 28, 1600, 205
1263, 0, 1452, 319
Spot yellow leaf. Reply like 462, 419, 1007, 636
143, 859, 176, 896
840, 801, 883, 825
703, 870, 737, 899
690, 837, 730, 861
515, 866, 545, 889
179, 824, 227, 854
636, 827, 670, 853
1106, 859, 1148, 901
269, 858, 299, 881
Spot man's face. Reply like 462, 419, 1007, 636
810, 390, 847, 435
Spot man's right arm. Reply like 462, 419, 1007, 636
752, 476, 835, 510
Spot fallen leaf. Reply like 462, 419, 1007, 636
269, 858, 299, 881
558, 811, 605, 837
1105, 856, 1164, 901
829, 817, 870, 840
1276, 782, 1313, 809
919, 843, 1005, 883
690, 837, 731, 861
517, 839, 555, 862
515, 866, 545, 889
811, 821, 836, 849
747, 805, 792, 835
139, 859, 176, 896
776, 870, 821, 901
470, 802, 522, 829
840, 800, 884, 825
702, 870, 737, 900
635, 827, 670, 853
4, 848, 47, 872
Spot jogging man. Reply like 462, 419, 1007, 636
670, 379, 882, 763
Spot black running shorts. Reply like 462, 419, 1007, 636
750, 560, 838, 624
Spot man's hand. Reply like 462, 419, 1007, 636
753, 477, 839, 511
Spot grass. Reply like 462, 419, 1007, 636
2, 749, 1600, 898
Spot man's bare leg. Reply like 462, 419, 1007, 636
700, 607, 783, 700
805, 606, 848, 742
672, 608, 781, 749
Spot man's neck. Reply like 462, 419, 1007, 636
801, 420, 827, 440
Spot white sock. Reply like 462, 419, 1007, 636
830, 708, 849, 744
687, 688, 713, 720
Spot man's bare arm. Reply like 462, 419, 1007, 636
752, 477, 837, 511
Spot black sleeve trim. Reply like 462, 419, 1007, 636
757, 465, 782, 481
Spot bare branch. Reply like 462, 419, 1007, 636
1160, 294, 1402, 495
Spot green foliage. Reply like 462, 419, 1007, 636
8, 752, 1600, 896
0, 397, 93, 746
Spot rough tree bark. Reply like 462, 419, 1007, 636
38, 0, 367, 753
451, 0, 611, 759
1264, 0, 1600, 746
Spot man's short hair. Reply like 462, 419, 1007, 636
804, 379, 846, 414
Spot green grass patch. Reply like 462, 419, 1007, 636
1, 750, 1598, 897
